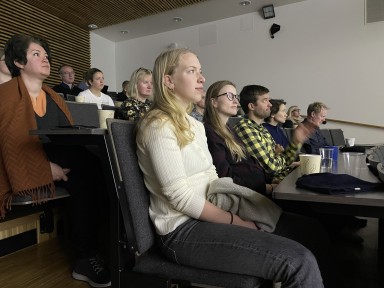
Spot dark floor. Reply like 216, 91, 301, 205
335, 217, 382, 288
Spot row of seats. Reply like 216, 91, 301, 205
65, 101, 120, 128
284, 128, 345, 147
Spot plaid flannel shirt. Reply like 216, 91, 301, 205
234, 117, 301, 181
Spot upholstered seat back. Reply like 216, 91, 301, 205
108, 119, 154, 254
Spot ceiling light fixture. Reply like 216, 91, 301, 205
88, 24, 98, 29
120, 30, 129, 34
173, 17, 183, 22
239, 0, 251, 6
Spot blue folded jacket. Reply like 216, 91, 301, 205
295, 173, 383, 195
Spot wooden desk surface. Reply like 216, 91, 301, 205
273, 154, 384, 207
30, 127, 107, 136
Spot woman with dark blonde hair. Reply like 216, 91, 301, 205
283, 105, 302, 128
204, 80, 272, 195
135, 48, 336, 288
118, 67, 153, 121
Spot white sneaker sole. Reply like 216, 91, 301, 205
72, 271, 111, 288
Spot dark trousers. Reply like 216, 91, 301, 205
43, 143, 109, 260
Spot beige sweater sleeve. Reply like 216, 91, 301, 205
137, 118, 217, 234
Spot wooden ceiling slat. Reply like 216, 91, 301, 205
19, 0, 207, 30
1, 0, 90, 87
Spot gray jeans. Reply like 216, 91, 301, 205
158, 212, 337, 288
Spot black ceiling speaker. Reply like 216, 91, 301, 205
270, 23, 280, 39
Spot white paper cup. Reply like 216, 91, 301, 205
75, 95, 85, 103
299, 154, 321, 175
98, 110, 115, 129
345, 138, 356, 147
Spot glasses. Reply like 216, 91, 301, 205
61, 72, 75, 76
216, 92, 240, 102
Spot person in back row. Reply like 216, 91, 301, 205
117, 67, 152, 121
115, 80, 130, 101
78, 68, 114, 109
190, 89, 206, 122
136, 48, 341, 288
52, 64, 83, 99
234, 85, 314, 183
301, 102, 330, 154
263, 99, 289, 149
283, 105, 303, 128
0, 47, 12, 84
0, 34, 110, 287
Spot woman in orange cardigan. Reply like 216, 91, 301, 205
0, 34, 110, 288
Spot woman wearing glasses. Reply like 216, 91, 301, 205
117, 67, 153, 121
136, 49, 339, 287
204, 80, 273, 195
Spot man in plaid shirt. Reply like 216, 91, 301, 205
234, 85, 314, 183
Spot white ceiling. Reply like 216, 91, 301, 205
93, 0, 306, 42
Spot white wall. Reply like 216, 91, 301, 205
91, 0, 384, 144
90, 33, 116, 92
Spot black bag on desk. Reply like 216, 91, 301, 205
296, 173, 382, 195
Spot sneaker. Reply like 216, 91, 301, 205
72, 255, 111, 287
345, 217, 368, 230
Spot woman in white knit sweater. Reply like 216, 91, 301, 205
136, 48, 335, 288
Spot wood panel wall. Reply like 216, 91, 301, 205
0, 0, 90, 87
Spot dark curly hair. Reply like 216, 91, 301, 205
4, 34, 51, 77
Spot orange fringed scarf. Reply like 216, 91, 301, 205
0, 76, 73, 217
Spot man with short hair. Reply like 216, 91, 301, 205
52, 64, 83, 99
302, 102, 330, 154
234, 85, 313, 182
190, 90, 206, 122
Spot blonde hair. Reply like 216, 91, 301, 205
128, 67, 152, 99
137, 48, 195, 148
204, 80, 246, 162
287, 105, 299, 118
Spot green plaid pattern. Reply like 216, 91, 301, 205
234, 117, 301, 181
